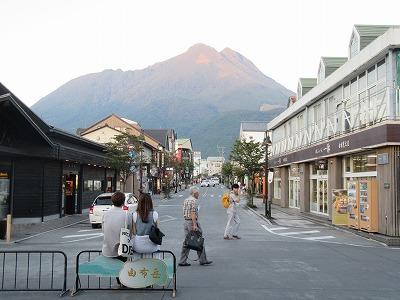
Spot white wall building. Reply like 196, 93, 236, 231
239, 121, 268, 143
207, 156, 225, 176
193, 151, 202, 177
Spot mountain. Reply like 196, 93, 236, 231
32, 43, 293, 157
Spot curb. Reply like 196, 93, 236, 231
0, 218, 87, 244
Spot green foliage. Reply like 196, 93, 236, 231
230, 139, 265, 206
104, 132, 146, 190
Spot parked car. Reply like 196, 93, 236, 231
89, 192, 138, 228
211, 177, 220, 185
201, 180, 210, 187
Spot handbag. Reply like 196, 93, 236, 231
149, 225, 165, 245
184, 230, 204, 251
117, 212, 133, 257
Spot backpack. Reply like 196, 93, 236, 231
221, 193, 230, 209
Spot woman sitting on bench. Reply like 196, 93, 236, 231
132, 193, 161, 258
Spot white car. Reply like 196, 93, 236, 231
201, 180, 210, 187
89, 192, 138, 228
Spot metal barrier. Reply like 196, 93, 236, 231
0, 250, 68, 297
71, 250, 177, 297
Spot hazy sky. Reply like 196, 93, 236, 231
1, 0, 399, 107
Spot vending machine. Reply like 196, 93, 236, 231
358, 179, 378, 232
347, 180, 359, 229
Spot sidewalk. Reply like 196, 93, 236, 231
1, 214, 87, 244
249, 196, 400, 246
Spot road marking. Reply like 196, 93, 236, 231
61, 234, 103, 244
268, 227, 289, 231
210, 195, 214, 198
160, 215, 177, 223
178, 194, 183, 197
303, 236, 335, 240
279, 230, 320, 236
62, 233, 102, 238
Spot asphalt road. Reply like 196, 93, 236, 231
2, 184, 400, 299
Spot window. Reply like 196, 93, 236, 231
273, 179, 281, 199
350, 34, 359, 58
84, 180, 94, 192
345, 157, 351, 172
367, 66, 376, 86
314, 104, 321, 123
358, 73, 366, 91
377, 59, 386, 81
350, 78, 357, 95
343, 83, 350, 99
93, 180, 102, 191
352, 153, 377, 172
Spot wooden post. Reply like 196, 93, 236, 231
6, 214, 11, 243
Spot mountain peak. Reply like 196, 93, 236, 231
187, 43, 216, 52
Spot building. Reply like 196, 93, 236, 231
267, 25, 400, 237
193, 151, 202, 178
80, 114, 163, 195
0, 83, 116, 228
175, 138, 194, 182
200, 159, 208, 177
207, 157, 224, 176
239, 121, 268, 143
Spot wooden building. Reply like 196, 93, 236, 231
0, 83, 116, 227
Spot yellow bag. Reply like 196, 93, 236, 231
221, 193, 230, 209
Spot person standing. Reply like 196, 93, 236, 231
178, 186, 212, 266
224, 183, 241, 240
101, 192, 131, 286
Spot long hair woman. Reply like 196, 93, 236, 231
131, 193, 160, 256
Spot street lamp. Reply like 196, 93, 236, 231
264, 132, 272, 219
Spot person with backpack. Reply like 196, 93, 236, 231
223, 183, 241, 240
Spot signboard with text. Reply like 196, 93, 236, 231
119, 259, 169, 288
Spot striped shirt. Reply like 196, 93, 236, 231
183, 196, 198, 220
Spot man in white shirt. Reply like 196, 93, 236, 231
102, 191, 132, 286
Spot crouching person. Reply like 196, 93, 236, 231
101, 191, 132, 287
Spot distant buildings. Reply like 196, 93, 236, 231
193, 151, 201, 177
207, 157, 225, 176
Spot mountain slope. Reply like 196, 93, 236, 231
32, 43, 293, 156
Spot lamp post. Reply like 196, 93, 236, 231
264, 132, 272, 219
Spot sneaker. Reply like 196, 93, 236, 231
178, 262, 191, 267
224, 236, 234, 240
200, 261, 213, 266
233, 235, 241, 239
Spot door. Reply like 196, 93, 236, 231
65, 174, 77, 215
318, 179, 328, 214
289, 179, 300, 208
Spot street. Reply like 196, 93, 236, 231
2, 184, 400, 300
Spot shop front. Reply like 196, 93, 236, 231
310, 160, 328, 215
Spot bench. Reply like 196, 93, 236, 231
71, 250, 176, 297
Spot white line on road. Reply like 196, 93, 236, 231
303, 236, 335, 240
178, 194, 183, 197
210, 195, 214, 198
268, 227, 289, 231
160, 215, 177, 223
279, 230, 320, 236
61, 234, 103, 244
62, 233, 102, 238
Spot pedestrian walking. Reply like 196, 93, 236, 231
178, 186, 212, 266
223, 183, 241, 240
101, 192, 132, 286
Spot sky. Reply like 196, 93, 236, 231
1, 0, 399, 107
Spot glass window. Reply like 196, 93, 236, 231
343, 83, 350, 99
345, 156, 351, 172
274, 179, 281, 199
352, 153, 377, 172
84, 180, 94, 192
350, 78, 357, 95
367, 66, 376, 86
358, 73, 366, 91
93, 180, 102, 191
377, 59, 386, 81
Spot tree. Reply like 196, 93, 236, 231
221, 161, 233, 186
230, 139, 264, 207
104, 132, 145, 192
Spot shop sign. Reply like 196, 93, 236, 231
267, 171, 274, 184
119, 259, 169, 288
315, 159, 328, 170
289, 164, 299, 177
377, 153, 389, 165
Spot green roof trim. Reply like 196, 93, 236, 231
354, 25, 391, 37
321, 57, 348, 68
299, 78, 317, 88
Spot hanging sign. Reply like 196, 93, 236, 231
267, 171, 274, 184
315, 159, 328, 170
119, 259, 169, 288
